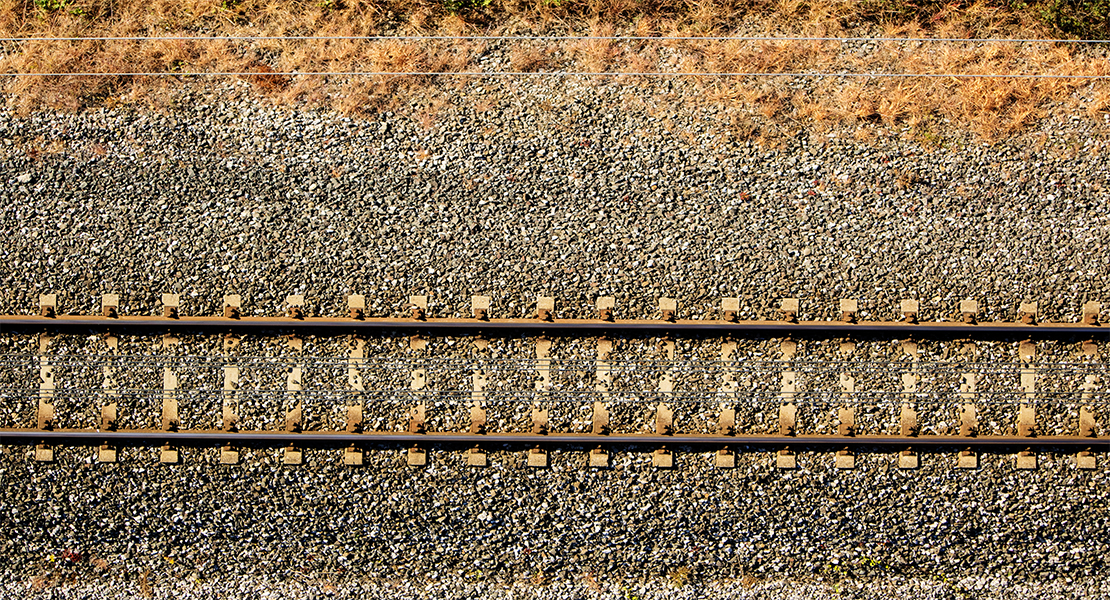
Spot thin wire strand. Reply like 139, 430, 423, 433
2, 71, 1108, 79
1, 35, 1109, 43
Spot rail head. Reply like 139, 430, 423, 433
1, 315, 1106, 340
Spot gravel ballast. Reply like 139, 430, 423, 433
2, 79, 1110, 598
1, 447, 1108, 599
1, 81, 1108, 322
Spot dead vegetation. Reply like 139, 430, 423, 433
1, 0, 1109, 139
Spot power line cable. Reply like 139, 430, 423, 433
1, 35, 1109, 42
1, 71, 1107, 78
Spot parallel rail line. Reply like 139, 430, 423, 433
3, 295, 1108, 469
2, 315, 1108, 340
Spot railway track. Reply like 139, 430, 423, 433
2, 293, 1108, 470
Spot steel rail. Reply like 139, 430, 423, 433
1, 315, 1107, 340
1, 428, 1105, 449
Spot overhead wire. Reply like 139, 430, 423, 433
0, 71, 1107, 78
0, 35, 1108, 42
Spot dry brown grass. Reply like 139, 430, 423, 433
0, 0, 1108, 139
510, 44, 557, 72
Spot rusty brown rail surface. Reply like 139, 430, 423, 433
9, 294, 1106, 339
5, 428, 1106, 471
2, 314, 1108, 340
